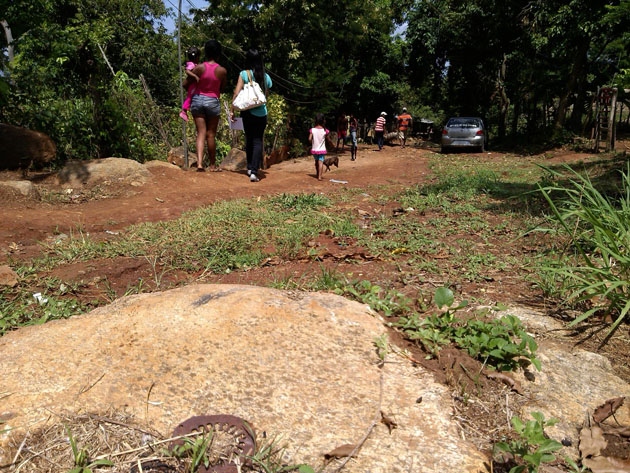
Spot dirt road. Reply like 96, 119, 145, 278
0, 145, 432, 253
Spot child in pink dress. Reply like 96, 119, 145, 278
180, 47, 201, 121
309, 113, 329, 181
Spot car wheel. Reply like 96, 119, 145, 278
478, 143, 485, 153
441, 146, 448, 154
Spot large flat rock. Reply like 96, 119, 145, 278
0, 285, 486, 472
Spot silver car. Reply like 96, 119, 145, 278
441, 117, 488, 153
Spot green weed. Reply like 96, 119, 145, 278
494, 412, 562, 473
66, 425, 114, 473
395, 288, 540, 371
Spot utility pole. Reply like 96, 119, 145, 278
177, 0, 189, 168
0, 20, 13, 63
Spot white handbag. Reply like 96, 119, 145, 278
233, 70, 267, 111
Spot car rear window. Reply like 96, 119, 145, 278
447, 118, 481, 128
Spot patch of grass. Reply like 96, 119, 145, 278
38, 196, 360, 274
0, 276, 93, 335
537, 163, 630, 343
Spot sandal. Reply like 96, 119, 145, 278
196, 167, 205, 172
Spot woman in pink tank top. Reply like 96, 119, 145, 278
183, 40, 227, 171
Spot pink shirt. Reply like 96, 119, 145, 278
186, 61, 196, 71
375, 116, 386, 132
196, 62, 221, 98
310, 127, 329, 154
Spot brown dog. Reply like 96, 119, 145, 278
323, 155, 339, 172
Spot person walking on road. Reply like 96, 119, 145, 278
336, 112, 348, 152
183, 40, 227, 171
375, 112, 386, 151
397, 107, 413, 148
230, 49, 272, 182
348, 113, 358, 160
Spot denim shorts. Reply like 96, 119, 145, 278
313, 153, 325, 162
190, 95, 220, 119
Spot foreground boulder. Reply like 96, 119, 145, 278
499, 307, 630, 451
57, 157, 151, 187
0, 124, 56, 171
0, 285, 486, 472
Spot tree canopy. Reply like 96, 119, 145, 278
1, 0, 628, 162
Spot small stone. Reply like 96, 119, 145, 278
0, 265, 18, 287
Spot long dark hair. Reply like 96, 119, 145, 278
204, 40, 222, 61
245, 49, 265, 86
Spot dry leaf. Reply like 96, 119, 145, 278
583, 456, 630, 473
580, 426, 608, 458
486, 372, 523, 394
324, 444, 357, 459
380, 411, 398, 434
593, 397, 626, 424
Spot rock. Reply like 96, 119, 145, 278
0, 180, 39, 199
0, 124, 56, 171
220, 148, 247, 171
499, 307, 630, 454
56, 158, 150, 187
0, 265, 18, 287
167, 146, 191, 168
144, 160, 180, 170
0, 285, 486, 472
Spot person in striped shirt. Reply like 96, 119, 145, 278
375, 112, 387, 151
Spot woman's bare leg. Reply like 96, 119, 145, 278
205, 115, 220, 170
194, 116, 207, 168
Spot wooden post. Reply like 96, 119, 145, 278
593, 87, 601, 152
608, 88, 617, 152
177, 0, 188, 168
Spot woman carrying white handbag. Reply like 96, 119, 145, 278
230, 49, 272, 182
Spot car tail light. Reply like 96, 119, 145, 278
476, 130, 484, 135
442, 129, 448, 135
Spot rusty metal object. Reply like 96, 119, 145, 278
130, 459, 181, 472
171, 415, 256, 473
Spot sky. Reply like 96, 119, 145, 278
161, 0, 204, 33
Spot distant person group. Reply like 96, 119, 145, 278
182, 40, 270, 182
181, 39, 413, 183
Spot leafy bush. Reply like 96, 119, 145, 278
494, 412, 562, 473
538, 164, 630, 341
395, 288, 540, 371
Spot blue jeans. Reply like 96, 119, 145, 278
349, 130, 357, 148
375, 130, 384, 149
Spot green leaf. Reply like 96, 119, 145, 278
511, 416, 524, 433
537, 439, 562, 453
298, 466, 316, 473
434, 287, 454, 309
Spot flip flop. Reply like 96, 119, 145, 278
196, 167, 205, 172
